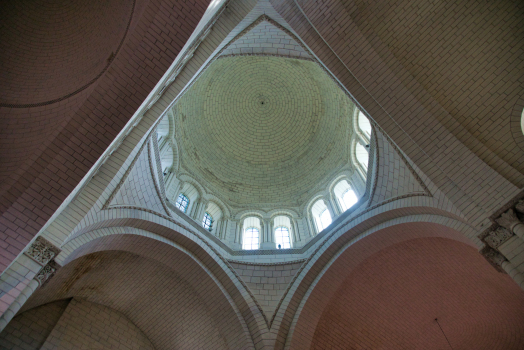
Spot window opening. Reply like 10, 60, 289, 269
318, 209, 332, 231
340, 189, 358, 211
358, 111, 372, 139
243, 227, 259, 250
175, 194, 189, 213
275, 226, 291, 249
202, 212, 213, 231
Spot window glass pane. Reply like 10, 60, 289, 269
340, 189, 358, 211
175, 194, 189, 213
316, 209, 332, 232
358, 111, 372, 139
275, 227, 291, 249
243, 228, 259, 250
202, 212, 213, 231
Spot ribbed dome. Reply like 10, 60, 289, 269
174, 55, 356, 207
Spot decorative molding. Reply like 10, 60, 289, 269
228, 259, 306, 266
218, 53, 314, 61
24, 237, 61, 266
34, 260, 60, 287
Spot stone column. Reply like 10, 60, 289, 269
261, 219, 276, 249
235, 221, 243, 246
197, 200, 208, 223
291, 218, 300, 245
496, 209, 524, 240
213, 218, 219, 237
324, 198, 336, 223
329, 195, 342, 216
0, 238, 60, 332
175, 181, 185, 199
307, 215, 316, 237
190, 198, 202, 220
0, 279, 39, 332
481, 246, 524, 290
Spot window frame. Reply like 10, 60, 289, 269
274, 226, 291, 249
175, 193, 190, 213
202, 212, 213, 231
339, 188, 358, 211
242, 226, 260, 250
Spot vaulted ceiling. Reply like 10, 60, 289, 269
172, 20, 357, 208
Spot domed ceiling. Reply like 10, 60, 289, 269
172, 21, 358, 209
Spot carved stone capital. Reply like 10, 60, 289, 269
484, 227, 513, 249
515, 200, 524, 214
24, 237, 61, 266
35, 262, 58, 286
480, 246, 506, 273
496, 209, 521, 232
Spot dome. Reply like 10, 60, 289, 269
172, 55, 357, 208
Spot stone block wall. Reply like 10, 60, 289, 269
0, 299, 69, 350
0, 298, 155, 350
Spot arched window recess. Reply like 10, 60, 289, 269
202, 212, 213, 231
273, 215, 293, 249
357, 110, 372, 142
333, 179, 359, 212
242, 216, 261, 250
175, 193, 190, 213
311, 199, 332, 234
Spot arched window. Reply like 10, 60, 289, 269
356, 143, 369, 172
243, 217, 261, 250
160, 146, 173, 177
203, 202, 223, 235
275, 227, 291, 249
333, 179, 358, 211
175, 193, 190, 213
202, 212, 213, 231
311, 199, 332, 233
273, 215, 292, 249
358, 110, 372, 140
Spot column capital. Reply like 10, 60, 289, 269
24, 236, 61, 266
496, 209, 524, 239
484, 227, 513, 249
35, 260, 59, 287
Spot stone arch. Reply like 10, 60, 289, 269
54, 209, 271, 342
52, 227, 265, 348
202, 194, 231, 219
276, 215, 486, 348
28, 236, 253, 349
